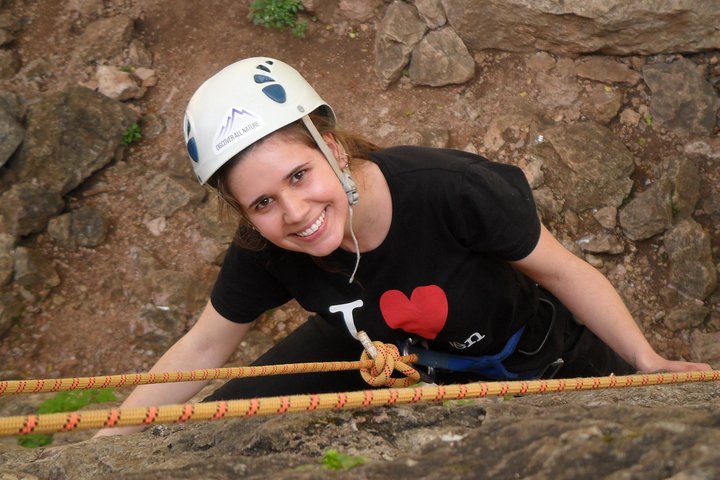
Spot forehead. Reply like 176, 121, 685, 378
226, 138, 322, 200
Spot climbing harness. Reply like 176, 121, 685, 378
0, 331, 717, 437
400, 297, 561, 382
402, 327, 533, 381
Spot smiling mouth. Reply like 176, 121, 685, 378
295, 209, 327, 238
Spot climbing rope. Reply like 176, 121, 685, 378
0, 333, 419, 397
1, 370, 718, 437
0, 330, 718, 437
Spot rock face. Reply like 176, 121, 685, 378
9, 86, 139, 196
533, 122, 635, 212
643, 57, 720, 137
1, 383, 718, 479
441, 0, 720, 56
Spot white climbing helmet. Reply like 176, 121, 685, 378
183, 57, 337, 185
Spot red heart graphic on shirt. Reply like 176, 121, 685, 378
379, 285, 448, 340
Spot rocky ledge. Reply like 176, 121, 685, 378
1, 381, 718, 479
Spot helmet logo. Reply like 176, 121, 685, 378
212, 108, 263, 156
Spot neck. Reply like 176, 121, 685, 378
340, 159, 392, 253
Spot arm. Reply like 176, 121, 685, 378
93, 300, 253, 437
510, 224, 711, 373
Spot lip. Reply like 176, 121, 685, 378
293, 208, 328, 240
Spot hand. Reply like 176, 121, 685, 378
637, 356, 712, 374
92, 425, 144, 439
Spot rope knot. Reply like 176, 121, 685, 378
358, 337, 420, 388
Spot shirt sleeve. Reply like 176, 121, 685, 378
210, 242, 293, 323
453, 160, 541, 261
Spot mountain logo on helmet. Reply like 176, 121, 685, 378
212, 108, 263, 156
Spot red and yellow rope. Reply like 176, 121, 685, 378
0, 355, 418, 397
2, 370, 719, 437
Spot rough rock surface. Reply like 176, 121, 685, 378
1, 383, 719, 479
441, 0, 720, 56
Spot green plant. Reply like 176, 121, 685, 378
17, 389, 116, 448
121, 122, 142, 146
643, 112, 653, 127
250, 0, 307, 37
320, 449, 368, 470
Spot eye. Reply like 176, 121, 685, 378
291, 169, 306, 184
255, 197, 273, 210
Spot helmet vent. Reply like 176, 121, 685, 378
253, 74, 274, 84
261, 84, 286, 104
186, 137, 199, 163
256, 64, 271, 73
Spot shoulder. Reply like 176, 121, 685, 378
370, 145, 488, 175
370, 145, 529, 194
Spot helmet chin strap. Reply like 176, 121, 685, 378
300, 116, 359, 206
301, 115, 361, 284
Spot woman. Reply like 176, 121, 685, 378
95, 57, 710, 437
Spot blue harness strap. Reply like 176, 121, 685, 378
405, 327, 539, 380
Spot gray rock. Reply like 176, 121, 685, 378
592, 206, 617, 230
643, 57, 720, 137
0, 182, 65, 237
96, 65, 145, 101
12, 246, 60, 293
664, 218, 717, 300
534, 122, 634, 212
147, 268, 212, 316
578, 83, 624, 125
576, 233, 624, 255
72, 15, 134, 64
408, 27, 474, 87
661, 156, 701, 218
47, 206, 109, 250
0, 289, 24, 338
374, 1, 427, 88
0, 11, 19, 47
9, 86, 139, 196
684, 136, 720, 162
442, 0, 720, 56
0, 48, 20, 79
142, 172, 207, 218
574, 56, 642, 85
619, 179, 673, 241
664, 304, 710, 332
0, 100, 23, 168
415, 0, 447, 28
337, 0, 382, 21
132, 305, 189, 354
535, 71, 582, 109
0, 233, 14, 286
127, 39, 154, 68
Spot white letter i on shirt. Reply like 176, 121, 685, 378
329, 300, 364, 339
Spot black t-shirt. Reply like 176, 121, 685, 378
211, 146, 542, 358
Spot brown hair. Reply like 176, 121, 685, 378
207, 110, 380, 250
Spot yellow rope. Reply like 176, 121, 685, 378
1, 370, 718, 437
0, 355, 419, 397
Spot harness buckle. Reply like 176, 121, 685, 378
401, 338, 437, 384
538, 358, 564, 379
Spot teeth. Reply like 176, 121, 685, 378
296, 210, 326, 237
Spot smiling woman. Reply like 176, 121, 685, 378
93, 57, 712, 438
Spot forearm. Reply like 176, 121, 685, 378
93, 337, 217, 437
540, 259, 660, 370
94, 302, 251, 437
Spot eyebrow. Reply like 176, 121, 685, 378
245, 162, 311, 210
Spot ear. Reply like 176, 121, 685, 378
322, 133, 346, 168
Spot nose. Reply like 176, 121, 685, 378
280, 189, 308, 224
